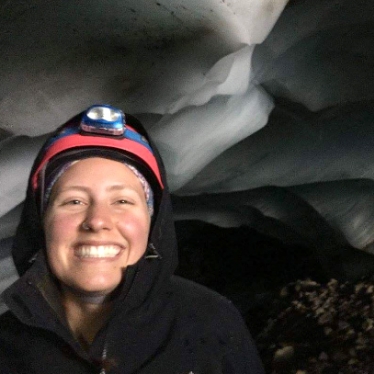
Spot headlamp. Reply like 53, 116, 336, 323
80, 104, 125, 136
32, 104, 164, 209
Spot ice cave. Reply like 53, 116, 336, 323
0, 0, 373, 371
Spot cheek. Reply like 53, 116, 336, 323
118, 213, 151, 246
44, 213, 78, 248
43, 214, 80, 275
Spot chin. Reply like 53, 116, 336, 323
79, 284, 118, 296
62, 280, 120, 299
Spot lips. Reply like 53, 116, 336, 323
74, 245, 122, 259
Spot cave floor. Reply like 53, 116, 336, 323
249, 277, 374, 374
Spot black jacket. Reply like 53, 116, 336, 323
0, 114, 264, 374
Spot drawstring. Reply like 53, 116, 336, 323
144, 242, 162, 260
100, 344, 108, 374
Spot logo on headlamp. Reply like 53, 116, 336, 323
80, 104, 125, 136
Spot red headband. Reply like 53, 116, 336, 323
31, 133, 164, 192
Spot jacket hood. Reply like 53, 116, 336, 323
11, 109, 178, 311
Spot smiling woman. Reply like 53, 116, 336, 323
44, 158, 151, 293
0, 105, 264, 374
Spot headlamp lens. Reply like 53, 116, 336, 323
87, 106, 121, 122
81, 104, 125, 136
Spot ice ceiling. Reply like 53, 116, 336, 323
1, 0, 374, 295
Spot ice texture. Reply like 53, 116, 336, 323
1, 0, 374, 307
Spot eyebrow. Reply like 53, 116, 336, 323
57, 184, 137, 194
108, 184, 135, 192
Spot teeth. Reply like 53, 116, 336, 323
75, 245, 121, 258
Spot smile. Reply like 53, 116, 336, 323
75, 245, 122, 258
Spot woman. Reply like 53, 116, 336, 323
0, 105, 264, 373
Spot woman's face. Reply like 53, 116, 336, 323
43, 157, 151, 297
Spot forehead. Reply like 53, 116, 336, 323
54, 157, 142, 189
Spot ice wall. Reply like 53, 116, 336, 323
0, 0, 287, 299
1, 0, 374, 300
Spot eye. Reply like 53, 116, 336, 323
64, 199, 84, 205
117, 199, 130, 204
114, 198, 134, 205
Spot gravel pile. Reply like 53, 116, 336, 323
254, 278, 374, 374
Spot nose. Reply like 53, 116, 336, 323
81, 202, 114, 232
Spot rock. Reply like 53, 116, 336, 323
273, 345, 294, 362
